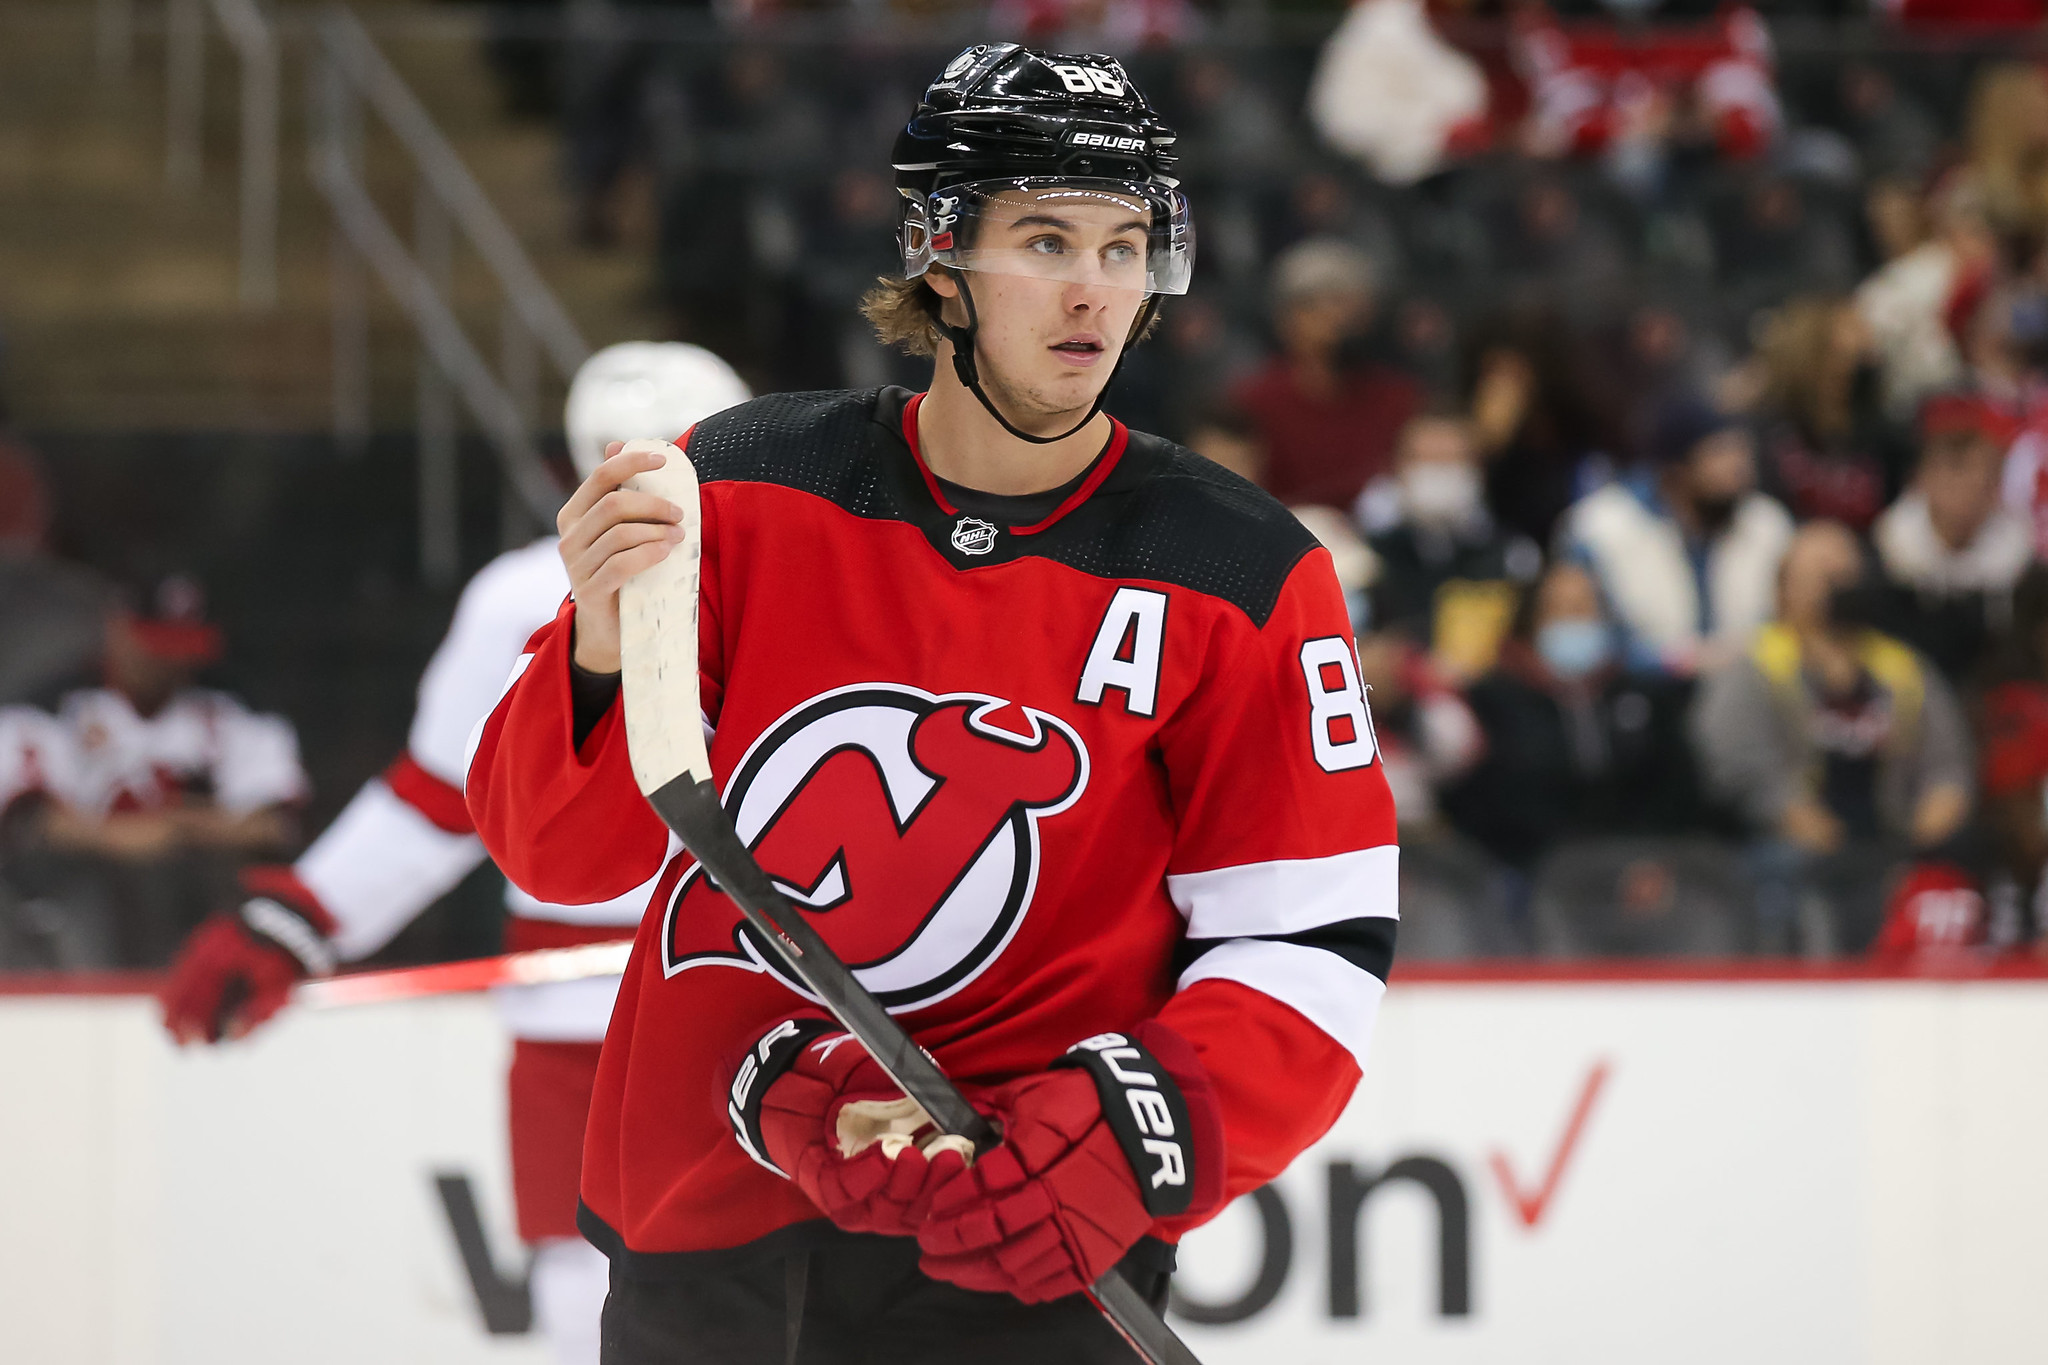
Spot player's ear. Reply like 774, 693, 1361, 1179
921, 269, 971, 335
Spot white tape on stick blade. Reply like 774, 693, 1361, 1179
616, 438, 712, 791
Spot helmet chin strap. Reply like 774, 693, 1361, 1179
931, 273, 1153, 447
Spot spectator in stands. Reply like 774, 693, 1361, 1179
1358, 412, 1542, 681
797, 168, 922, 392
1693, 521, 1973, 952
1739, 294, 1906, 528
1956, 63, 2048, 255
1353, 628, 1482, 838
1272, 171, 1406, 282
1392, 293, 1461, 404
1232, 238, 1424, 510
1306, 0, 1489, 187
0, 705, 75, 968
1836, 64, 1940, 185
1558, 394, 1794, 675
1487, 172, 1628, 322
1951, 275, 2048, 420
561, 0, 704, 248
1602, 305, 1701, 439
1440, 561, 1707, 882
1171, 52, 1294, 186
1512, 5, 1780, 168
1863, 175, 1930, 270
1713, 173, 1858, 328
0, 432, 107, 708
1466, 316, 1627, 546
20, 575, 306, 966
1857, 179, 1998, 421
658, 47, 828, 376
1108, 294, 1262, 446
1977, 564, 2048, 946
1871, 392, 2033, 682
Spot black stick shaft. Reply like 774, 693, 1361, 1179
644, 775, 1204, 1365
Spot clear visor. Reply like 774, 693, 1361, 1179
903, 177, 1194, 297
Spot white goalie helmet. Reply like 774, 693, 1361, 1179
563, 342, 752, 480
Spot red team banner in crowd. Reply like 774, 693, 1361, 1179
5, 970, 2043, 1365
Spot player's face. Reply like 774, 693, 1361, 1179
940, 191, 1152, 427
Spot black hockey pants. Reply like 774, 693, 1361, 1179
599, 1233, 1173, 1365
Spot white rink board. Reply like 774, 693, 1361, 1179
1172, 980, 2048, 1365
0, 996, 548, 1365
2, 982, 2046, 1364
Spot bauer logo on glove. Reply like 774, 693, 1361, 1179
1052, 1031, 1196, 1215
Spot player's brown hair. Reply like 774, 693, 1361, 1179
861, 273, 949, 358
860, 269, 1162, 360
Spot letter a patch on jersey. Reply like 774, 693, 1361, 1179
1076, 587, 1168, 718
660, 684, 1089, 1011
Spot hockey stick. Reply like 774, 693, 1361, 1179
616, 440, 1203, 1365
297, 940, 632, 1008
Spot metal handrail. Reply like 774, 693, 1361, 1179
165, 0, 280, 307
308, 4, 584, 579
318, 6, 588, 377
310, 138, 566, 526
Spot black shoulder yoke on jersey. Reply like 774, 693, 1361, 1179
684, 387, 1320, 628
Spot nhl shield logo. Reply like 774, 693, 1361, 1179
950, 516, 999, 556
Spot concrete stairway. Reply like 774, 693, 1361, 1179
0, 0, 665, 431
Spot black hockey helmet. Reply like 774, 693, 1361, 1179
892, 44, 1180, 193
893, 44, 1190, 296
890, 44, 1193, 442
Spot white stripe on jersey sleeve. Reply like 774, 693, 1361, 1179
298, 779, 487, 961
1166, 844, 1398, 939
1176, 937, 1387, 1071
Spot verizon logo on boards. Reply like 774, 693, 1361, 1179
1171, 1059, 1611, 1327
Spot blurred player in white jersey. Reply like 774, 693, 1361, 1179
159, 341, 750, 1365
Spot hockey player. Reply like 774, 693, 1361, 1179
158, 341, 750, 1365
468, 44, 1398, 1365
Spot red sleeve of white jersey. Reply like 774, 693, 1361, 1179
291, 753, 485, 960
1153, 547, 1399, 1210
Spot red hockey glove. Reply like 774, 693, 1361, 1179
917, 1021, 1226, 1304
161, 868, 339, 1044
727, 1017, 970, 1237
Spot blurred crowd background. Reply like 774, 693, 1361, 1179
8, 0, 2048, 970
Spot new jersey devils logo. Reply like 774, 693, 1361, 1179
661, 684, 1089, 1011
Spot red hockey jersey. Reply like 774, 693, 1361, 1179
467, 388, 1399, 1266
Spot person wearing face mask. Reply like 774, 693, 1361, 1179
1357, 413, 1541, 681
1559, 394, 1794, 676
1692, 520, 1975, 953
1438, 563, 1709, 892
